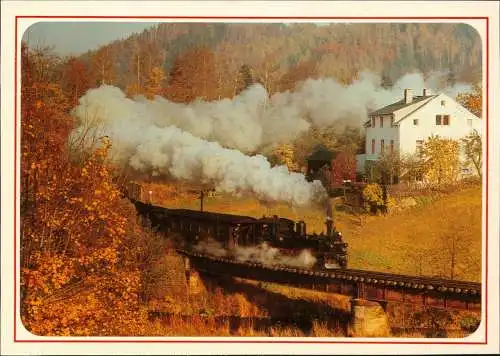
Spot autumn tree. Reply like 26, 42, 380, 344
361, 183, 385, 214
90, 46, 116, 86
21, 44, 73, 216
405, 247, 433, 276
273, 143, 299, 172
400, 152, 425, 184
434, 209, 476, 280
126, 49, 148, 97
144, 66, 167, 99
235, 64, 260, 95
461, 129, 482, 178
21, 43, 151, 336
277, 59, 319, 92
374, 151, 402, 185
254, 50, 282, 94
167, 46, 219, 102
62, 57, 91, 106
457, 84, 482, 118
421, 136, 460, 185
331, 151, 356, 185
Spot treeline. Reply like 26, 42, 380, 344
76, 23, 481, 95
25, 23, 483, 175
48, 23, 482, 105
41, 22, 482, 172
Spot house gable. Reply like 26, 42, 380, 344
398, 93, 481, 124
397, 92, 482, 155
365, 94, 436, 127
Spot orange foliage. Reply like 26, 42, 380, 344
457, 84, 482, 118
90, 46, 116, 86
63, 57, 91, 106
166, 46, 220, 102
21, 43, 149, 336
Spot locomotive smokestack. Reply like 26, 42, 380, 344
325, 218, 333, 237
325, 199, 333, 219
324, 198, 333, 237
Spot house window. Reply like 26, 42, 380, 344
443, 115, 450, 125
413, 118, 419, 126
441, 100, 446, 106
416, 140, 424, 155
380, 116, 384, 128
371, 139, 375, 154
390, 140, 394, 154
436, 115, 442, 125
380, 139, 385, 154
468, 119, 473, 127
371, 117, 375, 128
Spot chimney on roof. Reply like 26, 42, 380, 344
404, 89, 413, 104
423, 88, 431, 97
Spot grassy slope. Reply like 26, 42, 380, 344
346, 186, 482, 282
153, 185, 482, 282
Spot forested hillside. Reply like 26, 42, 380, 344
71, 23, 481, 99
42, 22, 482, 173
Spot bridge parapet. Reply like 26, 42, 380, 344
178, 249, 481, 312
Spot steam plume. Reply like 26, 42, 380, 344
71, 88, 327, 207
193, 238, 317, 268
70, 70, 472, 207
72, 71, 472, 154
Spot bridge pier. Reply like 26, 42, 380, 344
183, 256, 206, 295
348, 298, 391, 337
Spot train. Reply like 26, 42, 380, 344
130, 198, 348, 270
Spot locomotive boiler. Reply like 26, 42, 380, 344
132, 199, 348, 270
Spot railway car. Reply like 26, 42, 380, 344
131, 199, 348, 269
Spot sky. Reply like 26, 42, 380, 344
22, 21, 325, 56
22, 22, 160, 56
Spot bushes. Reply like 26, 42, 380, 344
362, 183, 394, 214
20, 46, 155, 336
459, 314, 481, 333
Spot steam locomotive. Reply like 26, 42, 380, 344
131, 199, 348, 270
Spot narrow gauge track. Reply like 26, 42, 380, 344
179, 249, 481, 310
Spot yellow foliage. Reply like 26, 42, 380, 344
273, 143, 299, 172
362, 183, 391, 214
421, 136, 460, 185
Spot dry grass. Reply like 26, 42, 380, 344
236, 278, 351, 312
145, 256, 349, 336
346, 186, 482, 282
151, 182, 481, 282
138, 183, 482, 336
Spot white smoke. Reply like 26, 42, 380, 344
389, 70, 473, 100
71, 88, 327, 207
193, 238, 317, 268
71, 71, 472, 154
193, 239, 227, 257
70, 70, 472, 207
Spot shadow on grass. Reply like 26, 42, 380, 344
197, 272, 351, 336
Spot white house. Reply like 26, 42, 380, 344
356, 88, 482, 177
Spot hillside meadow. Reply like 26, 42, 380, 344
148, 183, 482, 282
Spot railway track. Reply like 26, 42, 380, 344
178, 249, 482, 310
